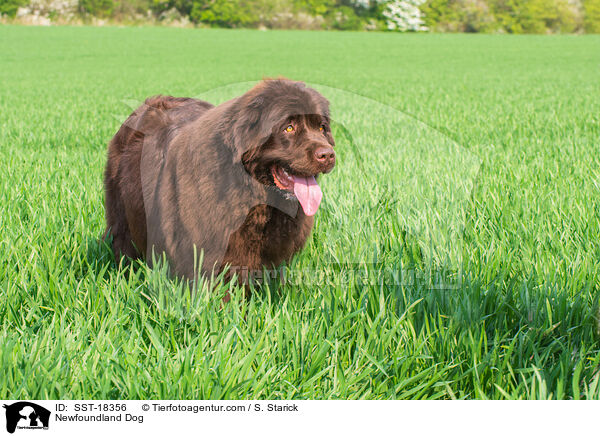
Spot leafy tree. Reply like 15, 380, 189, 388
297, 0, 336, 15
190, 0, 262, 26
79, 0, 115, 17
151, 0, 193, 16
0, 0, 27, 17
327, 4, 363, 29
583, 0, 600, 31
422, 0, 461, 30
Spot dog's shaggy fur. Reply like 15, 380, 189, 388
104, 79, 336, 285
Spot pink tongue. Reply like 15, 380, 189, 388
292, 175, 322, 216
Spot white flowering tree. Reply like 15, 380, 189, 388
381, 0, 428, 31
350, 0, 428, 31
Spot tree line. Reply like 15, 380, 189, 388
2, 0, 599, 33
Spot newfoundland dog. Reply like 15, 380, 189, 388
104, 79, 336, 286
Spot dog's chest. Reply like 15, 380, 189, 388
260, 208, 311, 264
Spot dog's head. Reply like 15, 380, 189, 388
231, 79, 336, 216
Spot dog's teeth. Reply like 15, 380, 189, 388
282, 169, 289, 177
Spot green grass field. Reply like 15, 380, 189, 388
1, 25, 599, 399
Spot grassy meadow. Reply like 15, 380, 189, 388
0, 25, 599, 399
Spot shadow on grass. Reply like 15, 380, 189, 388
74, 233, 149, 285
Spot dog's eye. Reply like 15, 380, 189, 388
285, 125, 294, 133
319, 125, 325, 132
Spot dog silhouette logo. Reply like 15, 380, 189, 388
2, 402, 50, 433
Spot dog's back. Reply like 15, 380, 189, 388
104, 96, 213, 261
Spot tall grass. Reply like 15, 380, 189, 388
0, 26, 599, 399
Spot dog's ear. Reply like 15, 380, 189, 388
230, 91, 275, 164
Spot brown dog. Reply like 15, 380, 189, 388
104, 79, 336, 286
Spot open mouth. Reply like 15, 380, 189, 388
271, 165, 323, 216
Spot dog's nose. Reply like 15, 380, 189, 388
314, 146, 335, 166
